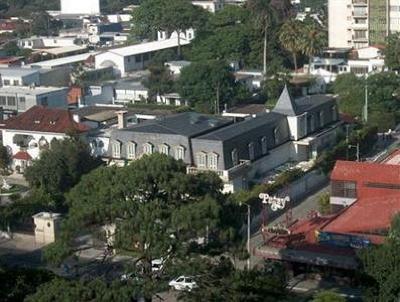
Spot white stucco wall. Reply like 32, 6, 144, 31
61, 0, 100, 15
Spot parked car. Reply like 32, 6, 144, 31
168, 276, 198, 291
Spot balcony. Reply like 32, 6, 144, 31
187, 160, 250, 182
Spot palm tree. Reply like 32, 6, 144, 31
301, 21, 327, 74
247, 0, 277, 76
279, 19, 303, 72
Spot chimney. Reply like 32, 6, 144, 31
116, 110, 128, 129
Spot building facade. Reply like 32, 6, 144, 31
60, 0, 100, 15
101, 87, 341, 193
329, 0, 400, 49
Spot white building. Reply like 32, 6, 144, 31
329, 0, 400, 49
191, 0, 224, 13
32, 212, 62, 245
60, 0, 100, 15
0, 86, 69, 114
95, 38, 191, 77
0, 106, 90, 172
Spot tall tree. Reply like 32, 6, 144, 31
24, 138, 102, 199
45, 154, 238, 302
247, 0, 276, 76
177, 60, 235, 113
279, 19, 303, 72
300, 20, 326, 74
385, 33, 400, 71
360, 214, 400, 301
142, 64, 174, 101
0, 145, 11, 175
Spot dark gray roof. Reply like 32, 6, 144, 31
120, 112, 232, 137
196, 112, 285, 141
273, 86, 335, 116
273, 85, 300, 116
295, 95, 335, 113
115, 80, 146, 90
72, 105, 175, 119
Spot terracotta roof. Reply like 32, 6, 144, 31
1, 106, 90, 134
323, 196, 400, 244
13, 151, 32, 161
331, 160, 400, 185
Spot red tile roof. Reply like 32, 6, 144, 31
13, 151, 32, 161
331, 160, 400, 186
323, 195, 400, 242
1, 106, 90, 134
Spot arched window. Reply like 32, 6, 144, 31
248, 142, 255, 160
231, 149, 239, 166
127, 142, 136, 160
38, 136, 49, 149
159, 144, 170, 155
143, 143, 153, 155
111, 141, 121, 158
207, 153, 219, 170
175, 145, 185, 160
261, 136, 268, 155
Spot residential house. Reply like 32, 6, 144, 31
0, 106, 90, 172
191, 0, 224, 13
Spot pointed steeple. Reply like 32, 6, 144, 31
273, 85, 299, 116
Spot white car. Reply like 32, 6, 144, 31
169, 276, 198, 291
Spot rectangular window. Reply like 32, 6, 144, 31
13, 80, 19, 86
19, 97, 26, 110
112, 142, 121, 158
7, 96, 16, 106
207, 153, 218, 170
3, 80, 10, 86
0, 96, 6, 106
197, 153, 207, 168
175, 146, 185, 160
331, 181, 357, 198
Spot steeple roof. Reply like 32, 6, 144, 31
273, 85, 300, 116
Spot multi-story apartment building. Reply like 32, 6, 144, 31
329, 0, 400, 49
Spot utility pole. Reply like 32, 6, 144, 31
346, 124, 350, 160
247, 204, 251, 270
363, 81, 368, 123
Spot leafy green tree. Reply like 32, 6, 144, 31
359, 214, 400, 302
25, 278, 138, 302
300, 19, 326, 74
0, 267, 54, 302
183, 257, 289, 302
161, 0, 203, 57
247, 0, 277, 75
385, 33, 400, 71
318, 192, 331, 215
131, 0, 164, 40
189, 5, 253, 64
177, 60, 235, 113
24, 138, 103, 199
30, 11, 61, 36
333, 73, 364, 118
279, 19, 304, 72
142, 64, 174, 101
45, 154, 239, 301
0, 145, 11, 175
312, 290, 346, 302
